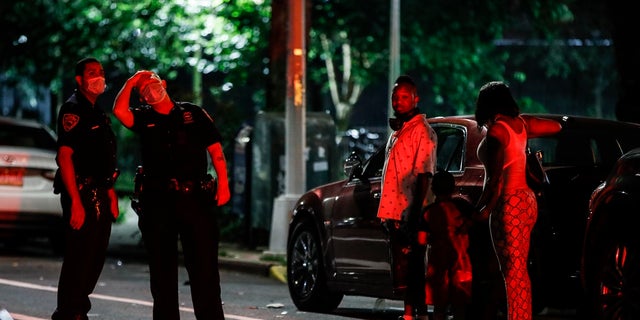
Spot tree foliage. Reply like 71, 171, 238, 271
2, 0, 635, 245
0, 0, 631, 127
1, 0, 270, 111
307, 0, 596, 129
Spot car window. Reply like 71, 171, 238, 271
433, 125, 465, 173
0, 124, 57, 151
362, 146, 385, 178
616, 129, 640, 153
529, 134, 613, 167
527, 138, 557, 165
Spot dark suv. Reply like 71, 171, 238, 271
286, 114, 640, 313
581, 147, 640, 319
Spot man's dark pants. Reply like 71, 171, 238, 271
53, 188, 112, 320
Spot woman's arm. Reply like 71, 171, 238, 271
522, 115, 563, 138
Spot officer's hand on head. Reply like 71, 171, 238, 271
129, 70, 153, 88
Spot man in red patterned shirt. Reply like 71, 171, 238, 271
378, 75, 437, 320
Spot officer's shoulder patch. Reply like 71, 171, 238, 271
62, 113, 80, 132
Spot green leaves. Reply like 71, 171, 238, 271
0, 0, 619, 122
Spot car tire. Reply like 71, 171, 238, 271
587, 238, 639, 320
287, 220, 343, 312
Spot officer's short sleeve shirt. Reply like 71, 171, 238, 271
130, 102, 222, 179
56, 91, 117, 179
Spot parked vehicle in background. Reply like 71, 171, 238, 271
286, 114, 640, 314
0, 116, 62, 252
582, 147, 640, 320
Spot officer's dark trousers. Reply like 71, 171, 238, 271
139, 190, 224, 320
53, 188, 112, 320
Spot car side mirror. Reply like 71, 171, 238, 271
343, 151, 363, 179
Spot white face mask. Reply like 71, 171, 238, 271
86, 76, 106, 95
141, 82, 166, 104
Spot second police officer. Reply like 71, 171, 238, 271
52, 57, 119, 320
113, 70, 231, 320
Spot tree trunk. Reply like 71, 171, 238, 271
267, 0, 287, 112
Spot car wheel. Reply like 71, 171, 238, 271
590, 240, 640, 320
287, 220, 343, 312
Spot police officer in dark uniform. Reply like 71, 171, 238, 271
52, 57, 119, 320
113, 70, 231, 320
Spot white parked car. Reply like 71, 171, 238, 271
0, 116, 63, 252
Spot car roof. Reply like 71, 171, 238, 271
428, 113, 640, 129
0, 116, 51, 129
0, 116, 57, 149
427, 113, 640, 171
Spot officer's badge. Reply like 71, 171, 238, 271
183, 111, 194, 124
62, 113, 80, 132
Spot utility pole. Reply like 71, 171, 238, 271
268, 0, 306, 254
388, 0, 401, 130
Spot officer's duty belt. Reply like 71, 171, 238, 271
76, 176, 115, 189
144, 176, 216, 194
168, 179, 198, 193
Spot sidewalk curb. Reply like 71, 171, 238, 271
218, 256, 272, 277
109, 248, 288, 284
269, 265, 287, 284
110, 211, 288, 284
218, 257, 287, 284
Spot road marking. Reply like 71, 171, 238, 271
0, 278, 262, 320
0, 278, 57, 292
9, 312, 46, 320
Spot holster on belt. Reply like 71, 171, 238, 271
164, 174, 217, 195
199, 174, 217, 196
75, 169, 120, 190
54, 169, 119, 194
131, 166, 144, 215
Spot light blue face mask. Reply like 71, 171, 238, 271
86, 76, 106, 95
141, 82, 166, 104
